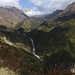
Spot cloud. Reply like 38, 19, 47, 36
0, 0, 21, 8
30, 0, 75, 15
0, 0, 74, 16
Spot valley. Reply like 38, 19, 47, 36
0, 1, 75, 75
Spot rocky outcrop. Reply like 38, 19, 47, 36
3, 37, 12, 46
0, 67, 18, 75
70, 64, 75, 73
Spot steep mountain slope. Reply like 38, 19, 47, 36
0, 7, 28, 28
45, 10, 63, 19
28, 1, 75, 39
15, 10, 63, 33
0, 28, 32, 52
36, 19, 75, 56
35, 19, 75, 71
15, 17, 47, 32
39, 1, 75, 31
0, 37, 43, 75
0, 2, 75, 75
58, 1, 75, 16
28, 1, 75, 65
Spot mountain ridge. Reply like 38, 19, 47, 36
0, 7, 28, 28
28, 1, 75, 38
0, 1, 75, 75
27, 1, 75, 63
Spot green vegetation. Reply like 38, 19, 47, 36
14, 21, 24, 30
34, 19, 75, 69
0, 29, 32, 52
14, 17, 47, 32
0, 2, 75, 75
27, 2, 75, 71
0, 38, 43, 75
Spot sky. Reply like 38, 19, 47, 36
0, 0, 75, 16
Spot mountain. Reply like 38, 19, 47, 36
0, 2, 75, 75
0, 27, 32, 52
0, 33, 43, 75
45, 10, 63, 19
58, 1, 75, 16
28, 1, 75, 39
0, 7, 28, 28
23, 8, 36, 17
15, 17, 47, 32
0, 25, 44, 74
27, 1, 75, 67
39, 1, 75, 32
23, 8, 32, 16
15, 9, 63, 33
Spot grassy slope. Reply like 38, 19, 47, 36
33, 18, 75, 72
0, 38, 43, 75
0, 25, 74, 75
0, 28, 32, 52
35, 18, 75, 55
27, 2, 75, 67
30, 2, 75, 34
14, 17, 47, 32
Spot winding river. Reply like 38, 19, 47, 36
29, 38, 43, 61
24, 34, 43, 61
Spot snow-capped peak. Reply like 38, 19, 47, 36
23, 8, 42, 17
23, 8, 30, 12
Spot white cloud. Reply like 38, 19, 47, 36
0, 0, 21, 8
0, 0, 74, 16
30, 0, 75, 15
30, 0, 49, 6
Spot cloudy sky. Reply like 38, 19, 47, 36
0, 0, 75, 16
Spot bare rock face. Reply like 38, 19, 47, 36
70, 64, 75, 73
0, 7, 28, 28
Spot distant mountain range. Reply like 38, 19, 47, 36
28, 1, 75, 35
0, 6, 64, 32
45, 10, 63, 19
17, 9, 63, 32
0, 6, 47, 32
23, 8, 63, 18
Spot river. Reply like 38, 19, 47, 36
24, 34, 43, 61
29, 38, 43, 61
